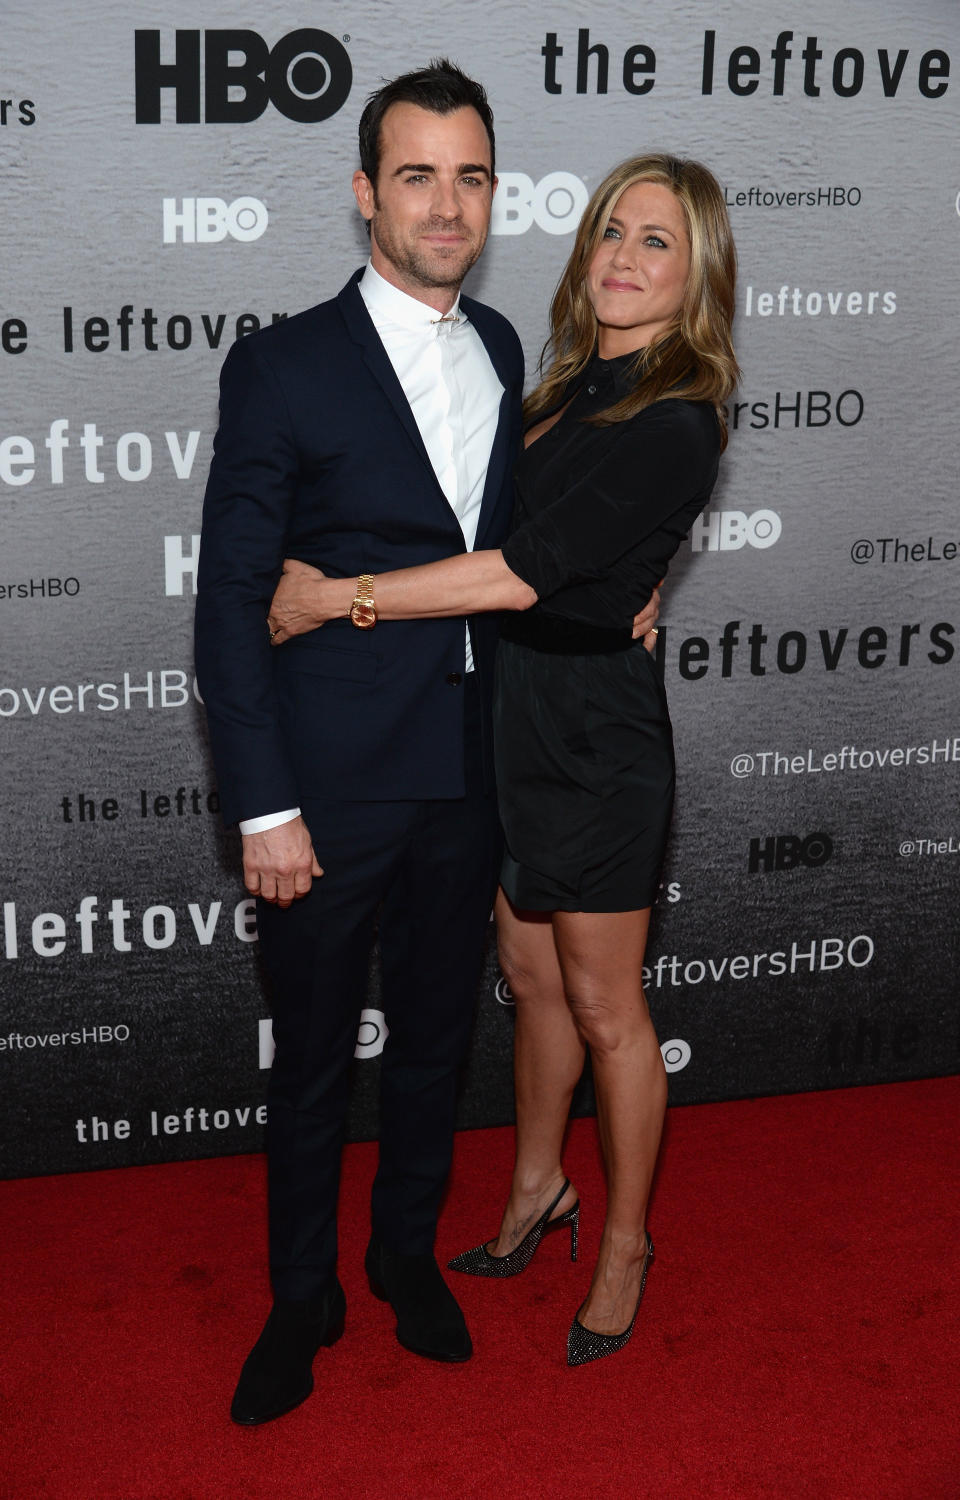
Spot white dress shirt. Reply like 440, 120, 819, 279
240, 262, 504, 835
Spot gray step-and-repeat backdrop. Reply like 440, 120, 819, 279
2, 1, 957, 1178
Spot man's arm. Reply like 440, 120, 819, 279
196, 338, 320, 900
195, 338, 303, 822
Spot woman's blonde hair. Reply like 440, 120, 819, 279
524, 153, 740, 449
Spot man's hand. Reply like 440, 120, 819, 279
242, 816, 323, 907
268, 558, 330, 646
632, 584, 662, 652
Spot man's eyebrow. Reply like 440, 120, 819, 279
391, 162, 491, 179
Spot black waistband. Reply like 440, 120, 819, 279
499, 609, 634, 655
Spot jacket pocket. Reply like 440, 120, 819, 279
284, 644, 378, 684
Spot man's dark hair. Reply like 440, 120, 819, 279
358, 58, 495, 186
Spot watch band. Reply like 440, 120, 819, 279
350, 573, 377, 629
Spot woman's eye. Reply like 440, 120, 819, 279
603, 226, 621, 239
645, 235, 667, 249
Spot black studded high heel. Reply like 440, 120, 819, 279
447, 1178, 579, 1278
566, 1232, 654, 1367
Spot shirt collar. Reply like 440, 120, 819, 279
360, 260, 464, 331
589, 347, 646, 400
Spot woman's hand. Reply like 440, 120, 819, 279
268, 558, 336, 645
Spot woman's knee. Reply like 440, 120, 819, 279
497, 946, 535, 999
565, 987, 650, 1054
498, 942, 562, 1006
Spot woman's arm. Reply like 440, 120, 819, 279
267, 550, 537, 644
269, 555, 662, 647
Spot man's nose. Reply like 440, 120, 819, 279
432, 179, 461, 219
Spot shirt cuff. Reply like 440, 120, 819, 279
239, 807, 301, 835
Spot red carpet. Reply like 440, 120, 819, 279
3, 1077, 959, 1499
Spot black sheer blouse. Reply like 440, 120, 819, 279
501, 352, 720, 640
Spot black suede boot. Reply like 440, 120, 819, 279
365, 1238, 471, 1362
230, 1279, 346, 1425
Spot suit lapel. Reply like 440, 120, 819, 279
336, 272, 443, 485
464, 296, 519, 551
474, 390, 512, 550
336, 272, 518, 550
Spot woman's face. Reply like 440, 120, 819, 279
586, 181, 691, 358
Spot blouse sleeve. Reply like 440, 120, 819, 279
502, 401, 718, 599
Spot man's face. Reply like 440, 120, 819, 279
353, 102, 496, 306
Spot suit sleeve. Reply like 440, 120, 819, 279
501, 402, 718, 599
194, 336, 301, 827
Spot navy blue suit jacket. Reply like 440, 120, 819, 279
195, 270, 525, 827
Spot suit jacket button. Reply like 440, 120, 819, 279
445, 672, 463, 686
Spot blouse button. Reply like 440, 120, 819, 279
587, 384, 597, 394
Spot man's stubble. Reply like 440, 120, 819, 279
370, 209, 488, 295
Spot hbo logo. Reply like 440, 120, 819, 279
259, 1010, 388, 1067
492, 172, 588, 235
660, 1039, 691, 1074
748, 832, 833, 874
135, 29, 352, 124
354, 1008, 389, 1060
689, 508, 782, 553
163, 197, 268, 244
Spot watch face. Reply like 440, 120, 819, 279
350, 600, 377, 629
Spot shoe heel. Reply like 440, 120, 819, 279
567, 1206, 579, 1262
320, 1309, 346, 1347
447, 1179, 578, 1279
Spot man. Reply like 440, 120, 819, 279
196, 60, 524, 1426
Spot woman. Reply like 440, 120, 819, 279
268, 153, 738, 1365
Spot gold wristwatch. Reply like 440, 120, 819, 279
349, 573, 377, 629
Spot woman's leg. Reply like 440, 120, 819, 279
552, 908, 666, 1334
486, 890, 583, 1254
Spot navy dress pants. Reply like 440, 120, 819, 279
255, 677, 500, 1300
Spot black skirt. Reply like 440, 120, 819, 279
494, 631, 675, 913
